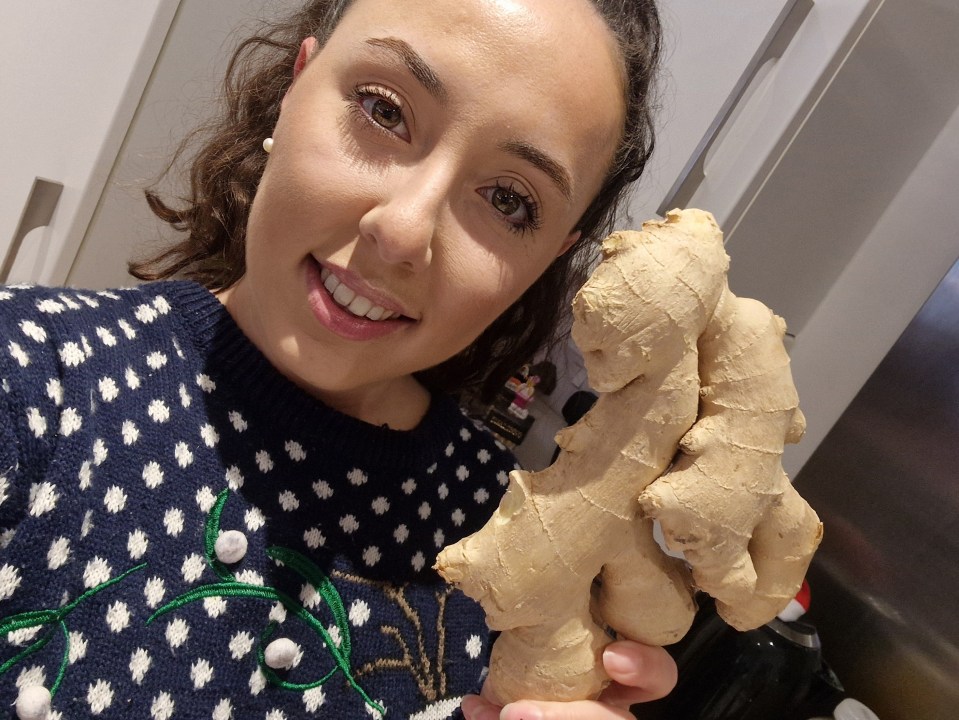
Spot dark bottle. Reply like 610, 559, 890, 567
637, 593, 845, 720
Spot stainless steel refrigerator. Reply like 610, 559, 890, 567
797, 259, 959, 720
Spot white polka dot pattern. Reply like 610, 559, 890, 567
0, 282, 519, 718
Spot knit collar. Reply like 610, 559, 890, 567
158, 280, 468, 470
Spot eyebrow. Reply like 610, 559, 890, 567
501, 140, 573, 202
365, 37, 448, 103
364, 37, 573, 202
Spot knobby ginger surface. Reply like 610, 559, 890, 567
435, 209, 823, 704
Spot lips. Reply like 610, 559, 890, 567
304, 259, 413, 341
320, 267, 400, 321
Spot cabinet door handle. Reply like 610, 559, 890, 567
657, 0, 814, 216
1, 177, 64, 283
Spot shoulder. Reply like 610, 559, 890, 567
423, 395, 519, 512
0, 284, 133, 434
0, 282, 190, 411
432, 394, 519, 471
0, 282, 188, 345
0, 280, 213, 367
0, 281, 200, 476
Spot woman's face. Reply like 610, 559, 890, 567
223, 0, 625, 422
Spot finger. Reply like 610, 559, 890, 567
499, 698, 635, 720
461, 693, 502, 720
470, 641, 677, 719
598, 640, 677, 705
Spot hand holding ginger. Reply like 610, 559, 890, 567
461, 640, 677, 719
436, 209, 822, 704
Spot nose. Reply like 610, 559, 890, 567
358, 161, 451, 272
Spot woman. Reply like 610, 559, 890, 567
0, 0, 673, 717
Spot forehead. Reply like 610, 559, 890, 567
329, 0, 626, 197
333, 0, 623, 90
339, 0, 623, 79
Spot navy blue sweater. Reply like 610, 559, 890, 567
0, 281, 515, 719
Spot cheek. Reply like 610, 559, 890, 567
251, 152, 368, 249
436, 257, 511, 348
274, 100, 379, 204
443, 250, 513, 311
440, 243, 553, 328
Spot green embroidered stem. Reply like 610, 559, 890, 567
51, 621, 70, 695
267, 546, 353, 658
154, 489, 383, 716
0, 625, 56, 676
150, 579, 384, 715
0, 610, 58, 636
204, 489, 235, 582
148, 582, 283, 622
0, 563, 144, 696
59, 563, 148, 616
263, 547, 385, 711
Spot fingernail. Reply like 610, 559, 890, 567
603, 645, 635, 675
501, 703, 544, 720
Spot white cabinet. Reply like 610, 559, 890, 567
726, 0, 959, 475
551, 0, 882, 404
629, 0, 814, 221
679, 0, 879, 229
0, 0, 180, 285
67, 0, 305, 290
0, 0, 303, 290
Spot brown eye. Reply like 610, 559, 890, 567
354, 88, 410, 142
491, 187, 522, 216
478, 183, 540, 235
370, 98, 402, 129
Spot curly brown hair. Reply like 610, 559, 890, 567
132, 0, 661, 402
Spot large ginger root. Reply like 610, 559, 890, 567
435, 209, 822, 704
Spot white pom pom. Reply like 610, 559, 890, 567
214, 530, 248, 564
16, 685, 51, 720
264, 637, 299, 670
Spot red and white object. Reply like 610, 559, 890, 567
778, 578, 812, 622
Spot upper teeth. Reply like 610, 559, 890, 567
321, 268, 397, 321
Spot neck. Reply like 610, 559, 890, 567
215, 283, 432, 431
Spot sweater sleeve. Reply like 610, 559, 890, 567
0, 286, 65, 534
0, 350, 20, 534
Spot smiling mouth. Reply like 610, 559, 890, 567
319, 267, 404, 321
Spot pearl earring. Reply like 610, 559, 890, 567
262, 137, 274, 154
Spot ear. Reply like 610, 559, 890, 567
557, 230, 581, 257
293, 37, 319, 79
282, 37, 320, 112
